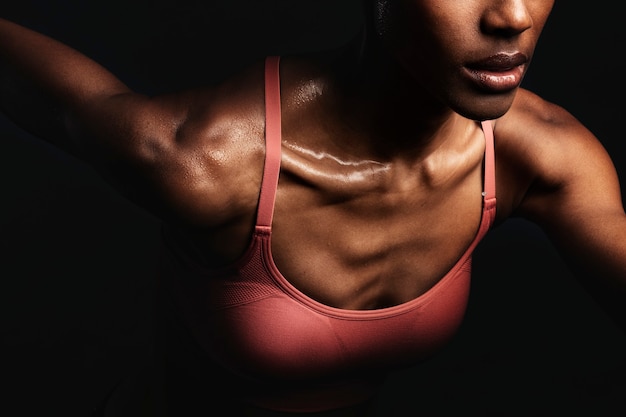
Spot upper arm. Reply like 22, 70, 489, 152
498, 90, 626, 293
0, 17, 266, 227
0, 17, 185, 164
65, 88, 266, 228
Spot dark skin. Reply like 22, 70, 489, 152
1, 0, 625, 415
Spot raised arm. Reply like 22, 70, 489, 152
0, 17, 266, 229
1, 18, 143, 150
0, 17, 182, 215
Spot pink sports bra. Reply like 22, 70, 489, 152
160, 56, 497, 413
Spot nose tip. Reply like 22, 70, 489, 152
481, 0, 533, 37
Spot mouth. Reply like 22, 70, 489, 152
463, 52, 528, 93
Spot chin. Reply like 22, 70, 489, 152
454, 106, 510, 122
450, 91, 517, 121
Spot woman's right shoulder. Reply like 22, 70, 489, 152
123, 58, 271, 228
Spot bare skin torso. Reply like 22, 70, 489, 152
156, 56, 538, 311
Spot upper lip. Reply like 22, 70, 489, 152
466, 52, 528, 71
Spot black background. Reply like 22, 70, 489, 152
1, 1, 625, 416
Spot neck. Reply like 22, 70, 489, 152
322, 27, 460, 160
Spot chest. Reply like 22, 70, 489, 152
270, 166, 485, 310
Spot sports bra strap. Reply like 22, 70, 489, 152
480, 120, 496, 202
256, 56, 282, 229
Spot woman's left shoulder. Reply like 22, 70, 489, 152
490, 88, 613, 219
495, 88, 594, 147
492, 87, 608, 173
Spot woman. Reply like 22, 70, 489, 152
1, 0, 625, 416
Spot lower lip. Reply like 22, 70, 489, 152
462, 65, 525, 93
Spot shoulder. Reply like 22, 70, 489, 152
114, 59, 271, 227
491, 88, 615, 220
124, 55, 329, 228
495, 88, 586, 141
493, 87, 594, 178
